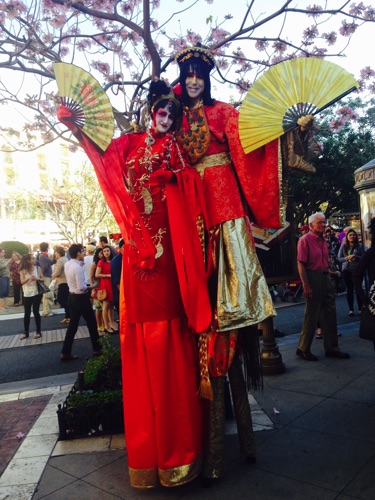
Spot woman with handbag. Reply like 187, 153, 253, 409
19, 253, 45, 339
90, 247, 105, 333
95, 245, 116, 334
338, 228, 364, 316
353, 218, 375, 343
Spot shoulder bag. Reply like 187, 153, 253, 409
97, 289, 107, 301
37, 280, 51, 295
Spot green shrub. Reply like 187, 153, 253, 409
68, 389, 123, 408
0, 241, 30, 258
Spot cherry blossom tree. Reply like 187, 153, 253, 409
0, 0, 374, 151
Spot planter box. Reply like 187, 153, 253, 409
57, 383, 124, 440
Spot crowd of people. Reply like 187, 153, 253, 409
0, 239, 123, 348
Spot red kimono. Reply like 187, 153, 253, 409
79, 130, 211, 488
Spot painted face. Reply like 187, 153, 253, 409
185, 67, 205, 101
153, 105, 175, 134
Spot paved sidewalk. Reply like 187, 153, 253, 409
1, 304, 375, 499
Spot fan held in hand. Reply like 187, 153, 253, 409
239, 58, 359, 154
53, 62, 114, 152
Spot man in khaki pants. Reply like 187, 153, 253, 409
38, 242, 54, 317
296, 213, 350, 361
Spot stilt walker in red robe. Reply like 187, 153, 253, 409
57, 80, 212, 489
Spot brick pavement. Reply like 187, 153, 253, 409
0, 395, 52, 476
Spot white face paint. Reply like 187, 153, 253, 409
185, 68, 205, 104
153, 105, 174, 134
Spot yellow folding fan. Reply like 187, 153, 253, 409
239, 58, 359, 154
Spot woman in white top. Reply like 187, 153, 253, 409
19, 254, 44, 340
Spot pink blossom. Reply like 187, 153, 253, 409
312, 47, 327, 58
306, 4, 323, 17
77, 39, 92, 51
42, 34, 53, 45
368, 82, 375, 93
91, 61, 111, 76
338, 106, 358, 121
349, 2, 366, 16
329, 120, 345, 132
206, 0, 214, 4
235, 79, 250, 95
272, 41, 287, 54
216, 58, 229, 70
364, 7, 375, 20
360, 66, 375, 80
210, 28, 230, 43
59, 46, 70, 57
322, 31, 337, 46
169, 38, 188, 52
49, 14, 67, 29
16, 432, 25, 440
303, 25, 319, 39
187, 30, 202, 46
255, 39, 269, 52
339, 20, 357, 36
120, 3, 134, 16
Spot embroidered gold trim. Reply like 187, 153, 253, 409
195, 151, 231, 178
129, 466, 158, 489
158, 454, 203, 487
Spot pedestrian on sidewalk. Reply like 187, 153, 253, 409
19, 254, 44, 340
0, 247, 12, 314
52, 246, 70, 324
60, 243, 101, 361
9, 252, 22, 306
296, 212, 350, 361
38, 242, 54, 317
110, 239, 124, 324
337, 228, 364, 316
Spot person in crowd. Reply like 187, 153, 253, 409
0, 247, 12, 314
296, 212, 350, 360
174, 44, 321, 484
19, 253, 45, 339
110, 239, 124, 323
57, 80, 210, 489
83, 244, 96, 286
60, 243, 101, 361
95, 245, 117, 333
10, 252, 22, 306
338, 228, 364, 316
300, 224, 309, 237
98, 235, 116, 257
338, 226, 353, 245
52, 245, 70, 324
90, 247, 104, 333
38, 242, 54, 317
324, 226, 340, 255
353, 218, 375, 318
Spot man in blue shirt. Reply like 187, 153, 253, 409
111, 239, 124, 324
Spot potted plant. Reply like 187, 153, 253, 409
57, 336, 123, 440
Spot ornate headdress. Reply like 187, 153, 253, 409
147, 80, 181, 114
175, 45, 216, 72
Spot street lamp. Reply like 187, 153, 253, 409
354, 158, 375, 249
